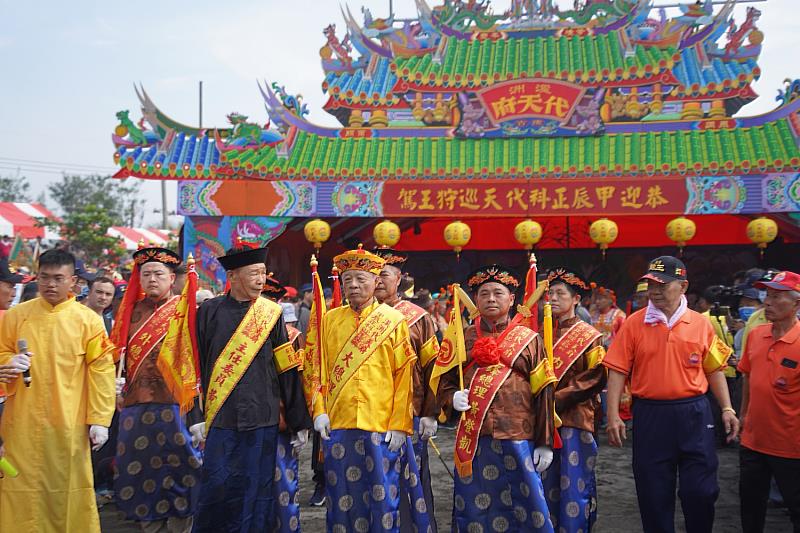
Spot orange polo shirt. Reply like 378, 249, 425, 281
604, 309, 729, 400
739, 322, 800, 459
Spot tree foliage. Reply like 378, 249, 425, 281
0, 175, 32, 202
47, 175, 146, 227
40, 204, 127, 267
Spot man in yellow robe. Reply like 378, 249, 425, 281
0, 249, 116, 533
311, 246, 423, 532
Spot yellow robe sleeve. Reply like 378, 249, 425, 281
0, 306, 21, 397
388, 320, 416, 434
84, 317, 116, 427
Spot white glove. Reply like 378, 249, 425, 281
9, 353, 31, 372
89, 425, 109, 451
290, 429, 309, 450
533, 446, 553, 472
115, 377, 126, 396
419, 417, 438, 440
453, 389, 471, 412
314, 414, 331, 440
189, 422, 206, 448
385, 430, 406, 452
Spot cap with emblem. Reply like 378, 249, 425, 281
372, 247, 407, 269
467, 264, 521, 293
262, 273, 287, 299
640, 256, 687, 284
132, 247, 182, 270
754, 271, 800, 292
0, 258, 23, 285
333, 244, 385, 275
547, 268, 590, 295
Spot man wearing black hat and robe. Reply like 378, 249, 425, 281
438, 264, 555, 532
193, 242, 311, 532
113, 247, 203, 532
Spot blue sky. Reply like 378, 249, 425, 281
0, 0, 795, 225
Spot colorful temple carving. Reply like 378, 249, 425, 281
111, 0, 800, 288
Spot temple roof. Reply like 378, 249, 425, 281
392, 34, 680, 88
115, 103, 800, 182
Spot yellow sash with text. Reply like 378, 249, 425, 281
127, 296, 180, 383
328, 303, 403, 413
205, 297, 282, 428
454, 325, 536, 478
552, 321, 603, 382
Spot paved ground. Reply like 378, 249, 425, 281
101, 426, 793, 532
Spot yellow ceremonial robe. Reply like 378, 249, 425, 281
317, 300, 415, 434
0, 297, 116, 533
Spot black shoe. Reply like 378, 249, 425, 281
309, 484, 326, 507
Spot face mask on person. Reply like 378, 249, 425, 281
738, 306, 756, 322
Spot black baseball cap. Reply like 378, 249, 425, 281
640, 256, 687, 284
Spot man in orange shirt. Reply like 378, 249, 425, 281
738, 270, 800, 533
604, 256, 739, 533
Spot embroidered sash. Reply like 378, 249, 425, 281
395, 300, 439, 368
126, 296, 180, 383
454, 325, 536, 478
205, 297, 282, 428
286, 324, 302, 347
327, 303, 403, 413
552, 321, 603, 382
394, 300, 426, 328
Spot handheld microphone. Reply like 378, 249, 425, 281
17, 339, 30, 388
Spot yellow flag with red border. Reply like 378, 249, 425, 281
429, 283, 468, 396
156, 258, 200, 415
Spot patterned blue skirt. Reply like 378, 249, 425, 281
540, 427, 598, 533
274, 432, 301, 533
453, 437, 554, 533
324, 429, 432, 533
114, 403, 202, 522
399, 417, 437, 533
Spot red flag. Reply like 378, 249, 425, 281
156, 255, 200, 414
110, 263, 143, 363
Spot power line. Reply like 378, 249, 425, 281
0, 156, 116, 172
0, 166, 113, 177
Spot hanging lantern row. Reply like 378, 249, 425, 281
302, 216, 780, 258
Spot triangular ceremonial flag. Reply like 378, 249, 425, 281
156, 256, 200, 415
430, 283, 468, 396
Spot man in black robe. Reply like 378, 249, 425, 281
193, 242, 311, 532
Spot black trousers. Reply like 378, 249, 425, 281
632, 395, 719, 533
740, 446, 800, 533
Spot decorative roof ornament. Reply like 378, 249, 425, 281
271, 83, 309, 118
776, 79, 800, 107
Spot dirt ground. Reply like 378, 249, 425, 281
101, 425, 793, 532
